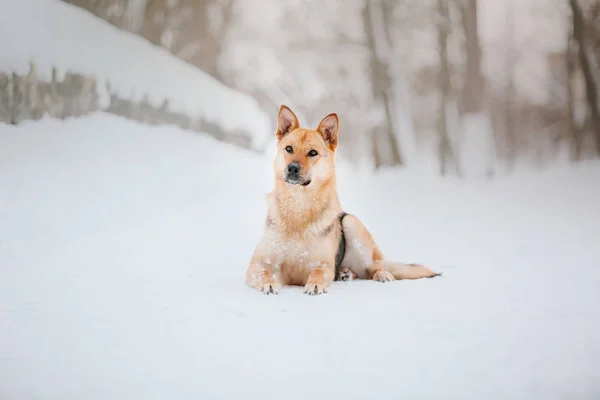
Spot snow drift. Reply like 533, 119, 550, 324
0, 0, 272, 150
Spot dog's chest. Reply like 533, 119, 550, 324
265, 226, 333, 267
266, 229, 334, 285
262, 191, 340, 279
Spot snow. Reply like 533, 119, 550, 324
0, 0, 271, 150
1, 114, 600, 399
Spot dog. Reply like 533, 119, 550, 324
245, 105, 440, 295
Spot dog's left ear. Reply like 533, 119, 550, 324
317, 113, 339, 151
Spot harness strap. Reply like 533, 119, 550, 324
335, 212, 349, 275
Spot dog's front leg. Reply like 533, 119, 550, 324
246, 261, 280, 295
303, 264, 334, 295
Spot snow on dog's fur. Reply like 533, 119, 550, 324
245, 105, 440, 295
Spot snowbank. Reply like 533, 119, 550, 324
1, 115, 600, 399
0, 0, 272, 150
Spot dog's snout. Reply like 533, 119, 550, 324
287, 162, 301, 176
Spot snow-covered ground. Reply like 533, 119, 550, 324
1, 114, 599, 399
0, 0, 271, 150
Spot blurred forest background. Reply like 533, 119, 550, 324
13, 0, 600, 177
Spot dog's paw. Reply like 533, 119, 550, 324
336, 267, 356, 282
303, 281, 328, 295
259, 280, 280, 295
372, 269, 395, 282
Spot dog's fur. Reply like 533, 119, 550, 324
245, 105, 439, 295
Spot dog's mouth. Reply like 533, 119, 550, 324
285, 177, 312, 187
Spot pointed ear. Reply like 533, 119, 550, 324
276, 105, 300, 141
316, 113, 339, 151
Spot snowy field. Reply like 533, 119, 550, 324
1, 114, 599, 399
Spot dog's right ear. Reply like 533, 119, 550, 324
276, 105, 299, 141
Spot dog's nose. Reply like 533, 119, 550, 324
287, 162, 301, 176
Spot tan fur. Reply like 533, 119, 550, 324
246, 105, 440, 295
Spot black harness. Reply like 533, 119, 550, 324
335, 212, 349, 276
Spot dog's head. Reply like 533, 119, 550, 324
273, 105, 339, 189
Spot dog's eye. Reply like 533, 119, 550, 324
308, 149, 318, 157
285, 146, 293, 153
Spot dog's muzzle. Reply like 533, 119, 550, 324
285, 162, 311, 186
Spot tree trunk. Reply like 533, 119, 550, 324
64, 0, 129, 30
171, 0, 220, 78
504, 0, 517, 170
566, 20, 583, 161
437, 0, 456, 176
214, 0, 235, 53
460, 0, 494, 178
140, 0, 167, 46
363, 0, 403, 167
461, 0, 484, 113
383, 0, 418, 166
570, 0, 600, 156
504, 81, 517, 169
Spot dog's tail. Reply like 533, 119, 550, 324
379, 261, 441, 280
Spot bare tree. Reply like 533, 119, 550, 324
459, 0, 496, 178
138, 0, 234, 79
436, 0, 457, 176
566, 16, 584, 160
460, 0, 484, 114
504, 0, 518, 169
363, 0, 403, 168
171, 0, 219, 78
569, 0, 600, 156
140, 0, 167, 46
64, 0, 130, 29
